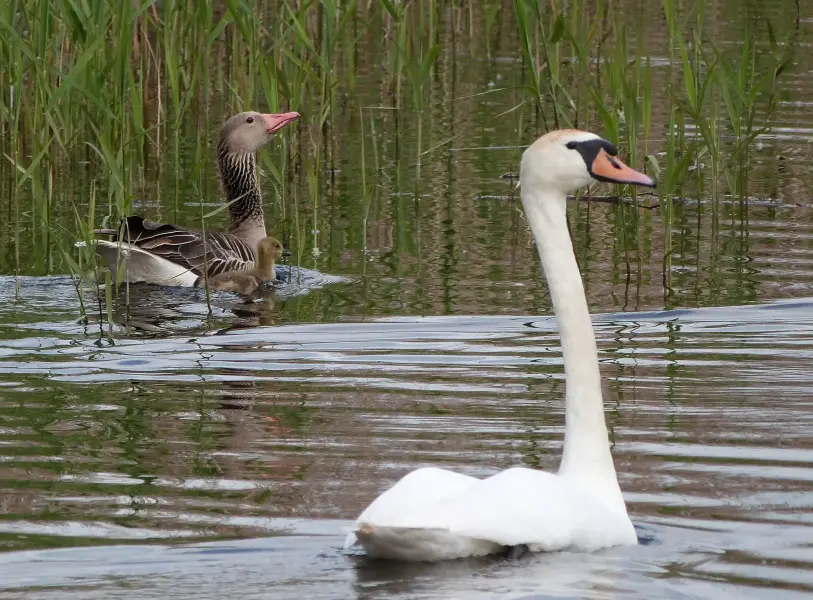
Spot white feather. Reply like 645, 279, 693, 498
347, 467, 635, 561
75, 240, 198, 287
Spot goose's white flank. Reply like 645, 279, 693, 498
344, 129, 657, 562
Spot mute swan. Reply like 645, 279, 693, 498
81, 111, 299, 287
343, 129, 657, 562
197, 236, 290, 294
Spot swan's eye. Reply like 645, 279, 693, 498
246, 116, 255, 124
566, 141, 578, 150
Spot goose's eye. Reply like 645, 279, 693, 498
566, 141, 578, 150
246, 116, 255, 124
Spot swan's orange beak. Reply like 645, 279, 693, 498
263, 112, 300, 135
591, 149, 656, 188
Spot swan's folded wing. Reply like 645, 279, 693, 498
355, 467, 480, 528
426, 467, 627, 550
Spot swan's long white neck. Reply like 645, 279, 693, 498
520, 184, 625, 506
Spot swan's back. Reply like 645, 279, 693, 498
428, 468, 633, 550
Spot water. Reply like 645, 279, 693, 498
0, 280, 812, 598
3, 2, 813, 598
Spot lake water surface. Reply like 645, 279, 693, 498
0, 280, 811, 599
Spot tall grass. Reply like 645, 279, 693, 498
0, 0, 800, 314
509, 0, 797, 303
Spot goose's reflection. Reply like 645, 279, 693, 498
80, 261, 349, 336
83, 281, 283, 334
209, 287, 281, 332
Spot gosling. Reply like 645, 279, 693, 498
197, 236, 290, 294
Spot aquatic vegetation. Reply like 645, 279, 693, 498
0, 0, 803, 315
506, 0, 799, 304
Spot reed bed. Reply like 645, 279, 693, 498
0, 0, 801, 310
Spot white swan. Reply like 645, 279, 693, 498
343, 129, 657, 562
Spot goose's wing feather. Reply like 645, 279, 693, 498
175, 230, 257, 277
357, 467, 633, 551
98, 216, 256, 276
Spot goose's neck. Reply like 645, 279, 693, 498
218, 142, 267, 248
521, 187, 622, 497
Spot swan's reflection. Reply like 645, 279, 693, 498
350, 546, 638, 600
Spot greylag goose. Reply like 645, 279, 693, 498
83, 111, 298, 286
344, 129, 656, 562
197, 236, 289, 294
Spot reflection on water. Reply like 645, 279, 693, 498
0, 282, 812, 598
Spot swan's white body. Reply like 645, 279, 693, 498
76, 240, 199, 287
344, 129, 656, 562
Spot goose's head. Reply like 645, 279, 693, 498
520, 129, 656, 195
220, 111, 300, 154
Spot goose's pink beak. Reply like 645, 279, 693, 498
263, 112, 299, 135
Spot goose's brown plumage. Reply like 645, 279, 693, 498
107, 216, 258, 278
197, 236, 288, 294
87, 111, 298, 285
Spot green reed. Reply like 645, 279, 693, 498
0, 0, 801, 315
513, 0, 550, 127
481, 0, 500, 61
506, 0, 796, 303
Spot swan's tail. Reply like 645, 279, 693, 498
342, 531, 359, 550
348, 523, 500, 561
